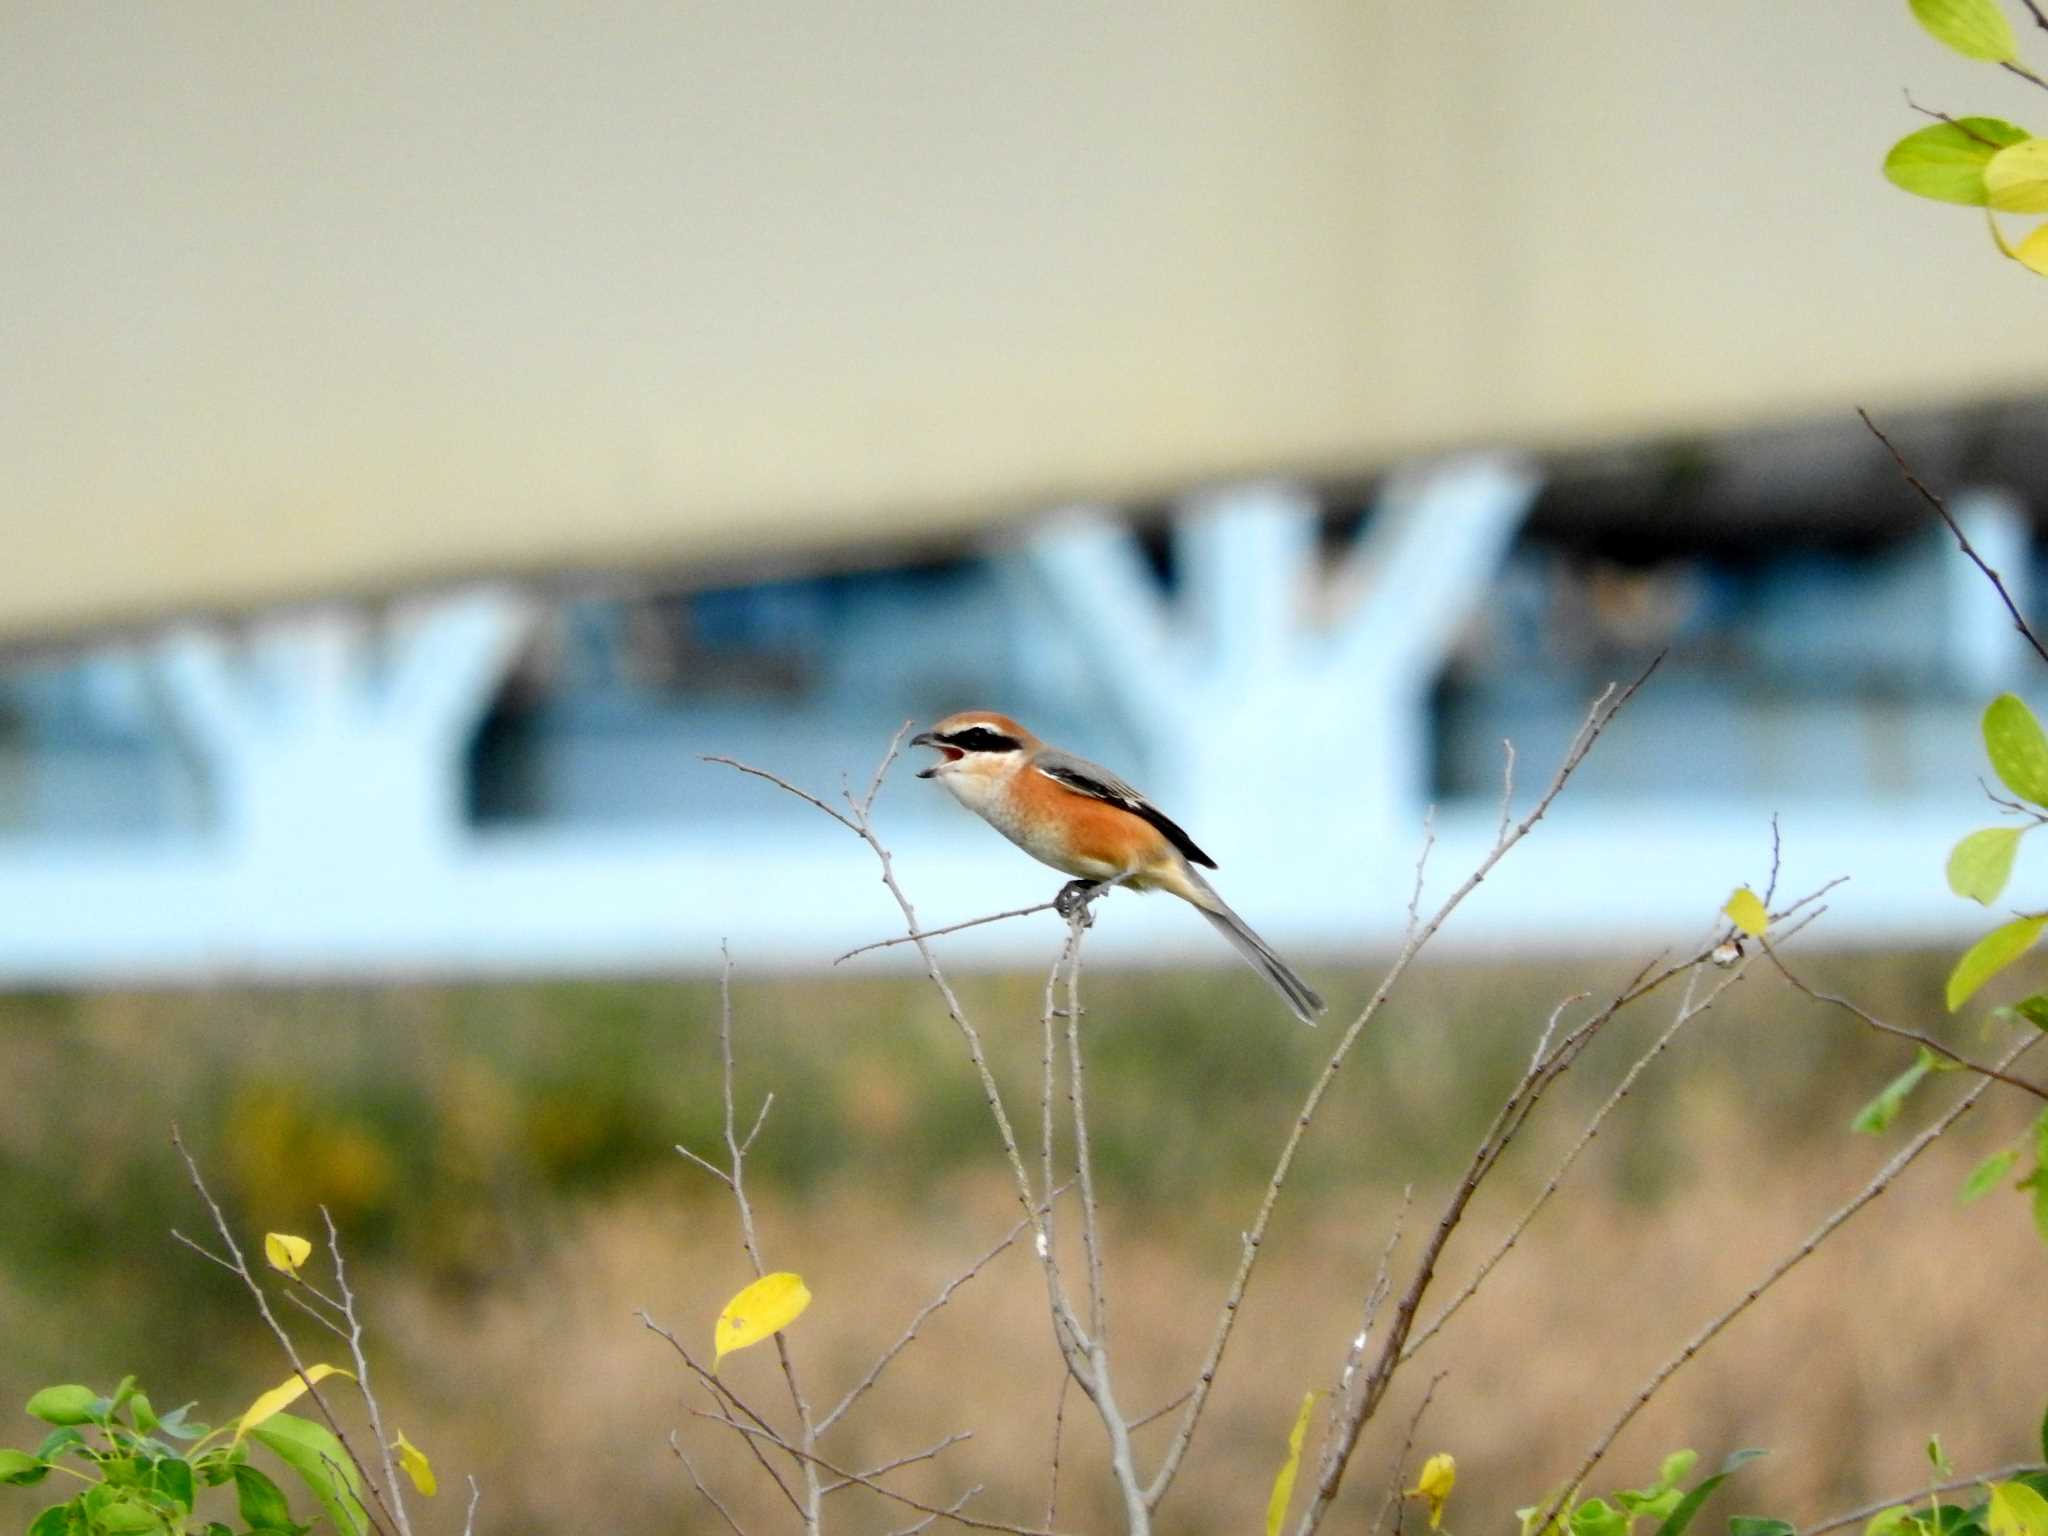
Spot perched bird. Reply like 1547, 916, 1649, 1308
910, 711, 1326, 1023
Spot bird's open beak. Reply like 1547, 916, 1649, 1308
910, 729, 943, 778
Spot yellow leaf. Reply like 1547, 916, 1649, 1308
1988, 1481, 2048, 1536
2016, 222, 2048, 276
1723, 887, 1768, 937
264, 1233, 312, 1277
1265, 1390, 1319, 1536
1408, 1452, 1457, 1531
233, 1364, 354, 1444
393, 1429, 436, 1497
1988, 139, 2048, 212
713, 1272, 811, 1370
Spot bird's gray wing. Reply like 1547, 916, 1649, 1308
1032, 747, 1218, 869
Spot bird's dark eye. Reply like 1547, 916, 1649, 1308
942, 727, 1020, 754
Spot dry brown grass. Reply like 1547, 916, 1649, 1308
359, 1072, 2046, 1535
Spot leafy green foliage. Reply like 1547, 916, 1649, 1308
1885, 119, 2032, 205
1911, 0, 2019, 61
2, 1379, 353, 1536
1985, 696, 2048, 806
1948, 827, 2026, 905
1851, 1049, 1940, 1135
1947, 916, 2046, 1012
1519, 1447, 1758, 1536
1884, 8, 2048, 270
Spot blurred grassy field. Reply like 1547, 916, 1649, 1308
1, 948, 2044, 1534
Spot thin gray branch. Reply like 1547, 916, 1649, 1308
1370, 1373, 1447, 1536
1546, 1032, 2042, 1527
1857, 407, 2048, 669
1146, 657, 1662, 1517
835, 901, 1061, 964
819, 1194, 1067, 1434
1763, 940, 2048, 1102
1801, 1464, 2044, 1536
168, 1127, 401, 1536
670, 1431, 749, 1536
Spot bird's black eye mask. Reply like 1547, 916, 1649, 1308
940, 727, 1021, 754
914, 724, 1022, 777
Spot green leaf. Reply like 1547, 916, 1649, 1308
149, 1404, 204, 1443
0, 1449, 47, 1485
1575, 1498, 1632, 1536
153, 1457, 195, 1512
1660, 1451, 1700, 1491
1950, 828, 2026, 905
34, 1429, 86, 1463
1885, 118, 2032, 204
1730, 1522, 1795, 1536
1962, 1148, 2021, 1202
25, 1505, 76, 1536
1866, 1511, 1919, 1536
234, 1464, 294, 1531
93, 1498, 160, 1534
129, 1395, 158, 1436
1852, 1050, 1939, 1135
24, 1387, 100, 1427
2012, 996, 2048, 1032
1986, 696, 2048, 805
1948, 916, 2048, 1011
1987, 1482, 2048, 1536
1653, 1451, 1767, 1536
250, 1413, 367, 1536
2038, 1394, 2048, 1464
1912, 0, 2020, 60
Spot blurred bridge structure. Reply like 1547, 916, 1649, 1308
5, 3, 2048, 981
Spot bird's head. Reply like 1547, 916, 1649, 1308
911, 711, 1036, 780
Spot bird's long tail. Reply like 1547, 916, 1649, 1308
1182, 871, 1326, 1025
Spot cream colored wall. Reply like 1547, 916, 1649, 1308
1, 1, 2038, 637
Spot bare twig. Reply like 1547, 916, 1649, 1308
319, 1205, 411, 1536
168, 1127, 397, 1536
1147, 657, 1662, 1517
1405, 806, 1437, 939
640, 1312, 805, 1518
671, 1432, 750, 1536
1370, 1373, 1448, 1536
702, 755, 858, 831
708, 730, 1103, 1397
1401, 914, 1815, 1363
1338, 1187, 1413, 1408
712, 945, 824, 1530
1127, 1386, 1194, 1435
1857, 407, 2048, 668
1045, 1373, 1072, 1529
1763, 940, 2048, 1102
1547, 1032, 2042, 1525
693, 1410, 1065, 1536
461, 1475, 481, 1536
1298, 921, 1730, 1533
2019, 0, 2048, 35
1050, 893, 1151, 1534
820, 1431, 975, 1494
835, 901, 1061, 964
892, 1485, 986, 1536
1801, 1464, 2044, 1536
819, 1193, 1069, 1434
1495, 738, 1518, 846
